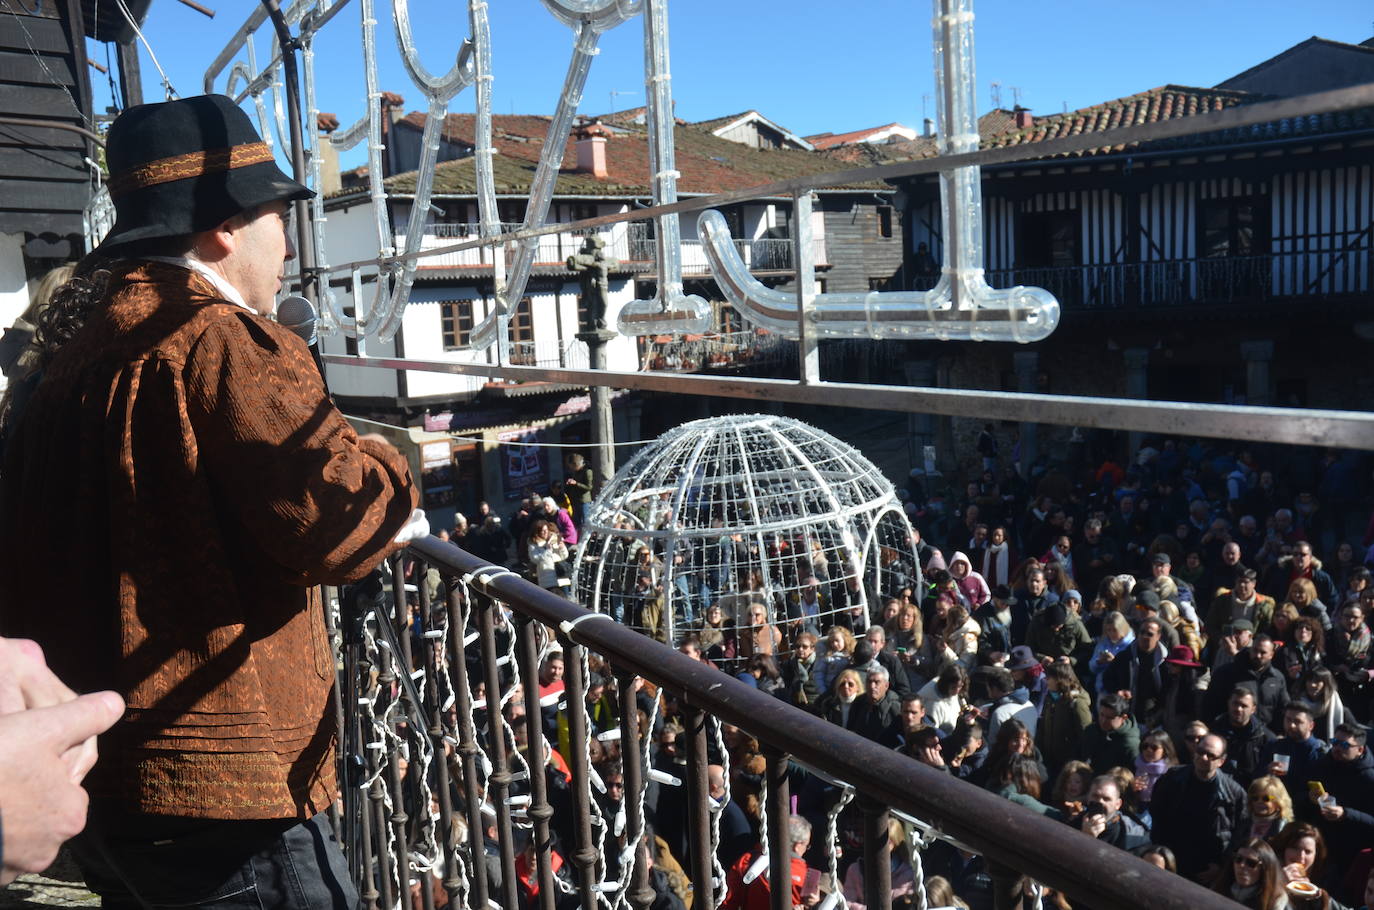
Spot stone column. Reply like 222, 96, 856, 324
1012, 351, 1039, 473
1123, 347, 1150, 458
904, 359, 936, 474
577, 328, 619, 491
1240, 340, 1274, 407
934, 357, 957, 474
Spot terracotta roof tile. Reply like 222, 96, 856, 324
378, 112, 884, 198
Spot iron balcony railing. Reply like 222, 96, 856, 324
333, 534, 1240, 910
402, 223, 827, 274
984, 247, 1374, 310
640, 328, 794, 373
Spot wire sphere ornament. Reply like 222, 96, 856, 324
571, 414, 921, 651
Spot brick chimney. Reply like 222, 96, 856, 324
1013, 106, 1033, 129
573, 122, 612, 179
316, 112, 341, 196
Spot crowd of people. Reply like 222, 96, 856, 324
442, 437, 1374, 910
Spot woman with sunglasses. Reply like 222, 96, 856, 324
1212, 838, 1286, 910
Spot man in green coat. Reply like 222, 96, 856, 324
1078, 692, 1141, 774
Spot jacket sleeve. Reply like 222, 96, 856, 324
183, 313, 418, 585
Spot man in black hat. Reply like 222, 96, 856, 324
0, 95, 420, 908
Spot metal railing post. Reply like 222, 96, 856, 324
764, 748, 792, 910
473, 591, 521, 910
860, 797, 892, 910
517, 616, 558, 910
558, 636, 603, 910
443, 580, 492, 910
682, 706, 714, 910
616, 670, 655, 910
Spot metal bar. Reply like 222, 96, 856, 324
474, 591, 521, 910
616, 670, 655, 910
370, 774, 395, 910
443, 580, 492, 910
371, 584, 411, 909
559, 637, 603, 910
517, 616, 558, 910
0, 116, 106, 147
764, 749, 791, 910
792, 191, 818, 385
682, 706, 714, 910
259, 0, 321, 306
861, 798, 892, 910
408, 535, 1241, 910
342, 589, 376, 906
420, 578, 461, 910
390, 555, 415, 672
323, 353, 1374, 451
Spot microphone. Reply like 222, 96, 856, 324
275, 295, 317, 346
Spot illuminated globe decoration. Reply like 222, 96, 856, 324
572, 414, 921, 645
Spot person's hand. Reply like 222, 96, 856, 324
1267, 760, 1288, 777
1132, 775, 1148, 793
0, 691, 124, 884
1080, 814, 1106, 838
0, 638, 101, 782
1319, 802, 1344, 821
1101, 651, 1115, 663
0, 638, 78, 714
1282, 862, 1309, 884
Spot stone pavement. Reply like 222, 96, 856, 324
0, 850, 96, 909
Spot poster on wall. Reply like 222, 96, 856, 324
498, 428, 548, 500
420, 440, 457, 510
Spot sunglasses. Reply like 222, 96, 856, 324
1185, 734, 1205, 742
1233, 855, 1262, 870
1196, 751, 1224, 761
1332, 739, 1357, 751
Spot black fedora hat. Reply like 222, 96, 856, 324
98, 94, 311, 252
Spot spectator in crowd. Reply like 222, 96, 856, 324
1205, 636, 1290, 733
1206, 568, 1275, 644
1074, 774, 1149, 850
1103, 619, 1169, 727
1210, 838, 1285, 910
850, 665, 903, 747
1260, 701, 1328, 807
1036, 662, 1091, 778
1150, 732, 1249, 881
1079, 692, 1140, 775
1215, 687, 1277, 787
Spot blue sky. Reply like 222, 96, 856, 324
91, 1, 1372, 167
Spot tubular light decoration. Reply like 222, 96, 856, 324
696, 0, 1061, 343
614, 0, 712, 335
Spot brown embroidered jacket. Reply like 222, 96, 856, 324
0, 262, 418, 819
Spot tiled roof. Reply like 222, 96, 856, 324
691, 110, 755, 132
806, 123, 909, 150
823, 110, 1013, 165
983, 85, 1259, 155
375, 112, 884, 198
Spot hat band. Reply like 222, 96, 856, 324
107, 141, 274, 198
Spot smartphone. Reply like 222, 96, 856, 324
1307, 781, 1327, 799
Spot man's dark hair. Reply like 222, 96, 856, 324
1335, 723, 1368, 747
1097, 693, 1129, 717
1235, 567, 1258, 583
900, 693, 924, 708
985, 667, 1014, 696
1229, 686, 1256, 704
1285, 701, 1315, 722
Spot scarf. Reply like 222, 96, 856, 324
1340, 623, 1371, 661
983, 542, 1010, 587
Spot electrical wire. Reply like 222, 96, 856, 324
352, 415, 662, 449
114, 0, 178, 100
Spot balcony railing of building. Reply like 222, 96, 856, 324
401, 223, 827, 274
631, 235, 830, 273
507, 338, 591, 371
334, 535, 1236, 910
640, 328, 794, 373
985, 247, 1374, 310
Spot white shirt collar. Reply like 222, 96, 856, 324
142, 256, 251, 312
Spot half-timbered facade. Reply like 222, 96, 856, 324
885, 38, 1374, 472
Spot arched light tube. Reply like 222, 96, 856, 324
370, 0, 477, 340
697, 0, 1060, 345
615, 0, 711, 336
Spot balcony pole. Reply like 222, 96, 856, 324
792, 191, 819, 384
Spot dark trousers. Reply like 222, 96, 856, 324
71, 809, 358, 909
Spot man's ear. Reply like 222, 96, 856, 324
192, 217, 240, 263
